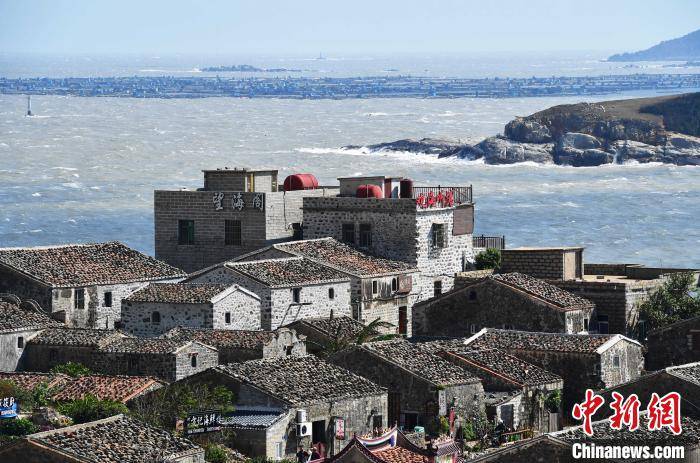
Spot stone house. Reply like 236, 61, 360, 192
23, 327, 128, 372
187, 256, 352, 330
499, 248, 699, 337
0, 242, 186, 329
330, 339, 484, 434
644, 315, 700, 370
412, 272, 595, 337
22, 327, 217, 382
0, 414, 205, 462
154, 167, 338, 273
594, 362, 700, 420
0, 296, 61, 371
302, 176, 476, 304
217, 407, 290, 459
284, 316, 366, 355
436, 349, 563, 433
120, 283, 262, 336
463, 328, 644, 418
161, 326, 307, 363
180, 355, 388, 458
92, 338, 218, 382
232, 238, 420, 336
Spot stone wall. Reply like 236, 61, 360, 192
413, 279, 589, 337
329, 348, 483, 434
0, 265, 53, 310
121, 290, 261, 337
355, 273, 420, 337
0, 328, 40, 372
499, 248, 583, 281
598, 339, 645, 388
646, 318, 700, 370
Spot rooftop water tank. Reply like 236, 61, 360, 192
356, 184, 383, 198
283, 173, 319, 191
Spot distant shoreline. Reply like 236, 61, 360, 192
2, 73, 700, 99
200, 64, 303, 72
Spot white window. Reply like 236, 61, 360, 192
470, 324, 477, 334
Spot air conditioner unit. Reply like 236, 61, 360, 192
296, 409, 307, 423
297, 422, 312, 437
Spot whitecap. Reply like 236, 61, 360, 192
31, 192, 42, 197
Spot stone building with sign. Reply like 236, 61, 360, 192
463, 328, 644, 418
186, 256, 352, 330
154, 168, 337, 273
330, 339, 484, 434
0, 242, 186, 329
301, 176, 476, 303
120, 283, 262, 336
412, 272, 595, 337
231, 238, 420, 335
0, 296, 62, 371
0, 414, 205, 463
161, 326, 307, 363
179, 355, 387, 459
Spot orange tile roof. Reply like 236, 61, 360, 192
51, 375, 162, 403
0, 372, 69, 391
374, 447, 429, 463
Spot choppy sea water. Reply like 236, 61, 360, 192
1, 92, 699, 267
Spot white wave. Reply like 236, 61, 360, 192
29, 229, 43, 233
61, 182, 82, 189
51, 166, 79, 171
31, 192, 42, 197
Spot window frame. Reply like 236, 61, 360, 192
225, 219, 242, 246
178, 219, 195, 245
104, 291, 113, 308
151, 311, 161, 325
74, 288, 85, 310
359, 223, 372, 248
391, 277, 398, 292
433, 280, 443, 297
372, 280, 378, 295
342, 223, 355, 244
431, 223, 446, 248
292, 288, 302, 303
17, 336, 24, 349
328, 287, 335, 300
225, 312, 231, 324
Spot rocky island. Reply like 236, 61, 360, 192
347, 92, 700, 166
608, 28, 700, 62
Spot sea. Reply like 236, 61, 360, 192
1, 52, 699, 267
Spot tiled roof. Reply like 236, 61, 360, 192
28, 327, 126, 347
220, 409, 286, 429
668, 363, 700, 386
0, 372, 70, 391
276, 238, 416, 277
216, 355, 385, 405
0, 301, 61, 332
97, 338, 206, 354
0, 242, 186, 287
162, 327, 274, 350
51, 375, 162, 403
443, 349, 562, 387
26, 414, 202, 462
364, 340, 479, 386
556, 414, 700, 446
465, 329, 621, 354
491, 273, 594, 310
374, 446, 429, 463
294, 316, 366, 339
226, 257, 350, 288
125, 283, 229, 304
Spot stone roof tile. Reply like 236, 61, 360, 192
226, 257, 350, 288
51, 375, 163, 403
217, 355, 385, 405
0, 242, 185, 287
0, 301, 61, 332
0, 372, 70, 391
28, 327, 126, 347
27, 414, 201, 462
96, 338, 206, 354
161, 327, 274, 350
466, 329, 619, 354
491, 273, 594, 310
295, 316, 366, 339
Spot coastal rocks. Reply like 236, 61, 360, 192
504, 118, 552, 143
557, 149, 614, 167
553, 133, 613, 166
345, 138, 467, 157
611, 136, 700, 165
464, 137, 554, 164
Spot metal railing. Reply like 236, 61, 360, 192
412, 185, 472, 206
473, 235, 506, 250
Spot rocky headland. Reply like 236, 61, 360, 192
346, 92, 700, 166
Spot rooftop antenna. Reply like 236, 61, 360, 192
26, 95, 32, 117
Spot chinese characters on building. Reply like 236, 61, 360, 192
211, 192, 264, 212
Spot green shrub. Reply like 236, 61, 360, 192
205, 444, 228, 463
0, 418, 38, 436
544, 390, 562, 413
57, 395, 128, 424
639, 272, 700, 333
475, 248, 501, 270
50, 362, 92, 378
462, 420, 476, 441
438, 416, 450, 435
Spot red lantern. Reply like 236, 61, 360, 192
436, 191, 445, 206
445, 190, 454, 207
427, 191, 436, 207
416, 194, 426, 208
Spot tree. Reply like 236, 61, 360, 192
50, 362, 92, 378
316, 317, 394, 357
639, 272, 700, 333
129, 383, 235, 430
57, 395, 128, 424
0, 418, 37, 437
475, 248, 501, 270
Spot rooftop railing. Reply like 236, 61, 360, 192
473, 235, 506, 250
413, 185, 472, 208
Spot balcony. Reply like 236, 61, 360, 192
412, 185, 472, 209
473, 235, 506, 250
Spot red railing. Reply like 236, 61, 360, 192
412, 185, 472, 208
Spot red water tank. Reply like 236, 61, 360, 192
356, 184, 383, 198
400, 178, 414, 198
283, 173, 319, 191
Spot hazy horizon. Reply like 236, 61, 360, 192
1, 0, 698, 55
